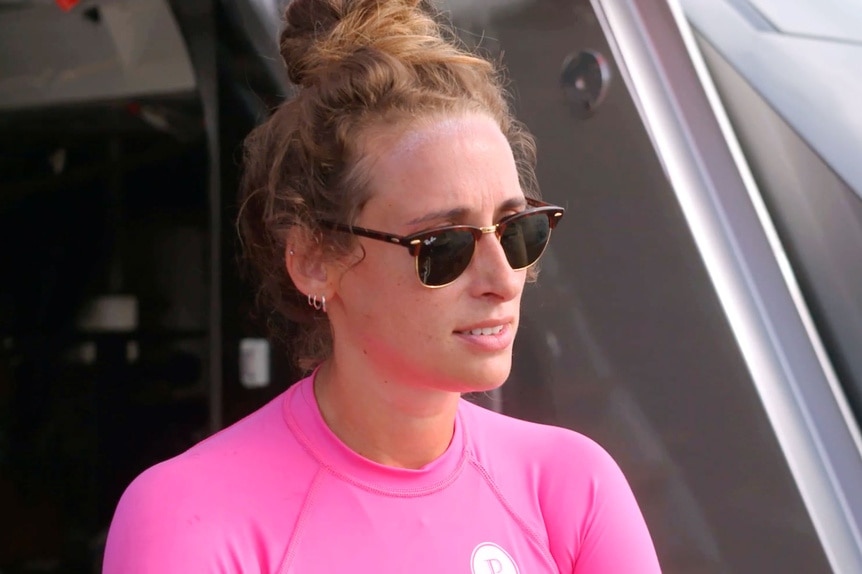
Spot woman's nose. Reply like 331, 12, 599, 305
467, 232, 524, 300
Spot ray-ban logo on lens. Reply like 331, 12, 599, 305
471, 542, 519, 574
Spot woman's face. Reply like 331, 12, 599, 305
327, 112, 528, 394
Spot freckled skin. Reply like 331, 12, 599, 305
325, 113, 527, 398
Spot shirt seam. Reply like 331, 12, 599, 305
467, 451, 560, 572
276, 466, 325, 574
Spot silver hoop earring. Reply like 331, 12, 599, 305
307, 293, 326, 312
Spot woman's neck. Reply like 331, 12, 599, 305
312, 360, 460, 469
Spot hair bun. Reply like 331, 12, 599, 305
280, 0, 434, 87
281, 0, 343, 85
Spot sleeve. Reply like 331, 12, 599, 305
571, 444, 662, 574
102, 463, 240, 574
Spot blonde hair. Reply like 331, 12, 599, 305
237, 0, 539, 370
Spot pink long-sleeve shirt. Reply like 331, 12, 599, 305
103, 375, 660, 573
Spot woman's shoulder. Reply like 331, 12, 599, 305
458, 398, 613, 470
115, 392, 304, 512
457, 398, 633, 515
129, 386, 315, 495
457, 399, 660, 573
103, 387, 317, 573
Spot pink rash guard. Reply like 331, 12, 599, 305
103, 375, 660, 573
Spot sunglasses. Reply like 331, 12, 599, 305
319, 198, 565, 287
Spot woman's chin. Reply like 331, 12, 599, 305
451, 362, 512, 394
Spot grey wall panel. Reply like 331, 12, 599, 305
696, 34, 862, 464
680, 0, 862, 203
453, 0, 847, 571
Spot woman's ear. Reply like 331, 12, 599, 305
284, 228, 343, 301
285, 228, 337, 301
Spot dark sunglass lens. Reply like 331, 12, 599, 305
417, 229, 476, 286
501, 212, 552, 269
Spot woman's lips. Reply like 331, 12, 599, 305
461, 325, 505, 336
455, 317, 514, 335
454, 321, 515, 352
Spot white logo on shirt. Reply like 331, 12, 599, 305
470, 542, 520, 574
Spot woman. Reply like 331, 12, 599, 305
103, 0, 661, 572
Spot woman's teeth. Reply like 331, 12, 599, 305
466, 325, 504, 336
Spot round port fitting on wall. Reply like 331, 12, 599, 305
560, 50, 612, 119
